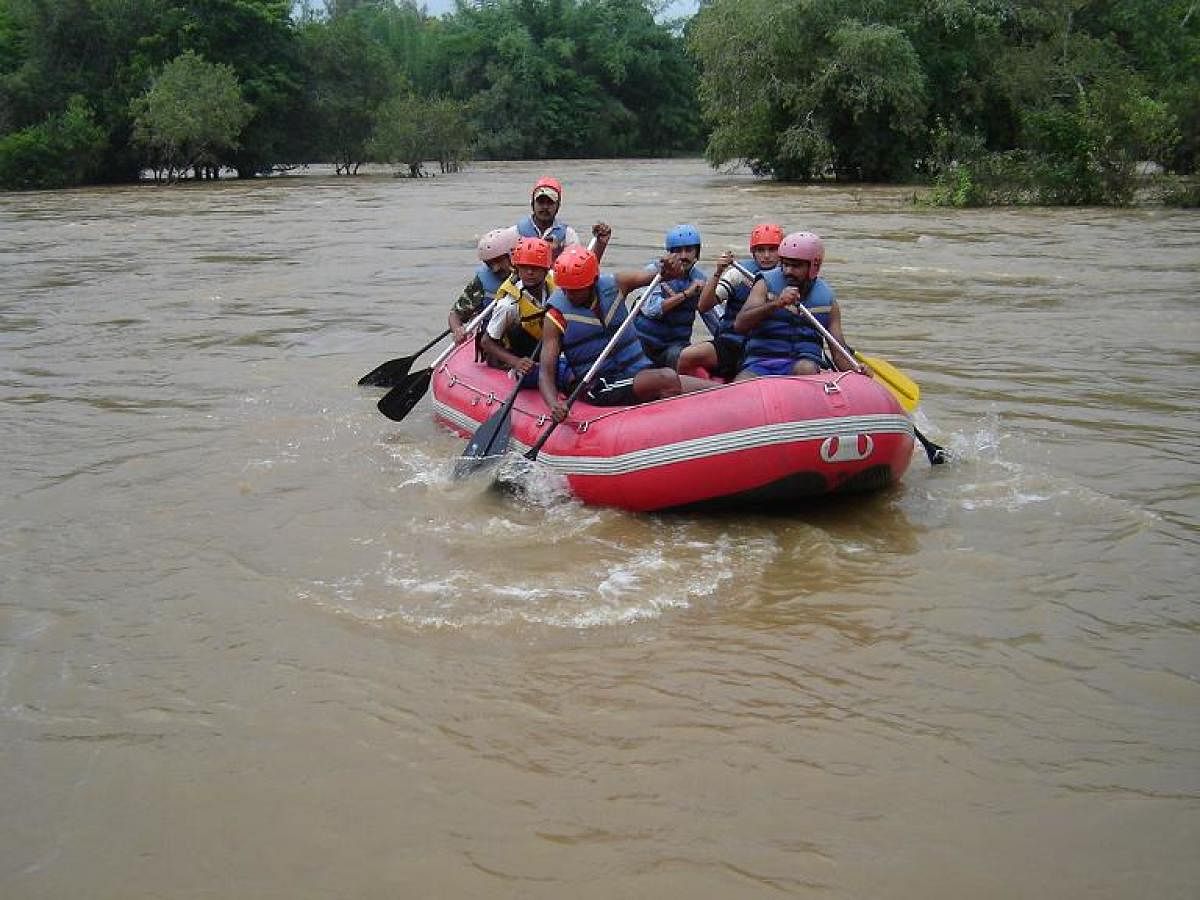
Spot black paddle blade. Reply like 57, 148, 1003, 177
453, 409, 513, 479
915, 428, 950, 465
357, 355, 415, 387
376, 368, 433, 421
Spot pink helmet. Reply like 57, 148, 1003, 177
749, 223, 784, 250
477, 226, 520, 262
778, 231, 824, 276
511, 236, 553, 269
553, 245, 599, 290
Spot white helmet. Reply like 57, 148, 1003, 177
477, 226, 520, 262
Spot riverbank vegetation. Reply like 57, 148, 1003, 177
691, 0, 1198, 206
0, 0, 700, 188
0, 0, 1196, 206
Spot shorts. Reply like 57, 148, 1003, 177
642, 342, 685, 370
584, 363, 653, 406
711, 337, 745, 380
740, 353, 824, 377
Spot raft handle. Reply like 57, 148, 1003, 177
823, 372, 853, 395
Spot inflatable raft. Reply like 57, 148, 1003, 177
431, 340, 915, 512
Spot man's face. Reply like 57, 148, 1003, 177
673, 245, 700, 267
779, 257, 811, 285
485, 254, 513, 278
751, 245, 780, 269
563, 286, 593, 306
532, 194, 559, 227
516, 264, 548, 289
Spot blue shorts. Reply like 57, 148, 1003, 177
741, 355, 823, 377
516, 359, 574, 389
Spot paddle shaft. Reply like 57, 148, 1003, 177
375, 299, 498, 421
525, 270, 663, 461
412, 328, 451, 360
429, 298, 496, 368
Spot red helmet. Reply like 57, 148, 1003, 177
512, 236, 553, 269
778, 231, 824, 277
531, 176, 562, 204
554, 245, 599, 290
749, 223, 784, 250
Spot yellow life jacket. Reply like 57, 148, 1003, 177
495, 273, 557, 352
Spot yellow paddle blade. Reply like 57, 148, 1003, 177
856, 352, 920, 412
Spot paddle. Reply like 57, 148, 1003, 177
523, 269, 664, 463
376, 299, 496, 422
357, 328, 451, 387
452, 339, 539, 479
730, 261, 948, 465
454, 236, 601, 476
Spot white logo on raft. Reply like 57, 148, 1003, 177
820, 434, 874, 463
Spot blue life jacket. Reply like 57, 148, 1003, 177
516, 216, 571, 247
743, 268, 835, 364
717, 259, 773, 347
547, 275, 652, 381
634, 266, 708, 352
475, 263, 505, 301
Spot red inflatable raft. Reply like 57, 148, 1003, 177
431, 340, 915, 512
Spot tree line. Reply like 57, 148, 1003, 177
0, 0, 1196, 206
689, 0, 1199, 205
0, 0, 701, 188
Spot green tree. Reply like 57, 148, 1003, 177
297, 6, 402, 172
691, 0, 1195, 200
0, 0, 176, 182
0, 93, 106, 188
437, 0, 700, 159
129, 50, 253, 182
167, 1, 305, 177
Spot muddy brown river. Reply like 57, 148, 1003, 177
2, 159, 1197, 898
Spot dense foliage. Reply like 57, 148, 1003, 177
0, 0, 700, 188
689, 0, 1199, 204
0, 0, 1195, 205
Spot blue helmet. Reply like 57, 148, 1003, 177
665, 224, 702, 251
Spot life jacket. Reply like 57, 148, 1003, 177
743, 268, 835, 363
494, 274, 557, 358
516, 216, 572, 248
633, 266, 708, 352
475, 262, 506, 301
717, 259, 774, 347
547, 275, 652, 381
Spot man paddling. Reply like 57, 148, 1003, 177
448, 226, 520, 345
734, 231, 864, 379
678, 222, 784, 380
539, 244, 708, 422
633, 224, 709, 371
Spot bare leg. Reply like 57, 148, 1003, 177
677, 341, 718, 376
791, 359, 820, 375
633, 368, 684, 401
678, 374, 712, 393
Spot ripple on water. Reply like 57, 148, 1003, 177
302, 445, 788, 631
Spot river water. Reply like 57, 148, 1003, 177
2, 159, 1197, 898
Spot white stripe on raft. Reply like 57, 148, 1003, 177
432, 399, 913, 476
